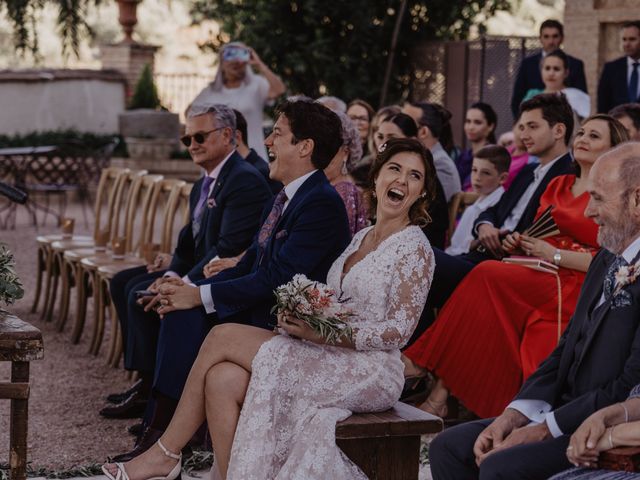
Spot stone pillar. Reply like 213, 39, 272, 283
563, 0, 640, 111
100, 42, 160, 99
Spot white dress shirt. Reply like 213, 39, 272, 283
510, 233, 640, 437
199, 169, 318, 314
164, 150, 235, 285
445, 186, 505, 256
501, 154, 564, 232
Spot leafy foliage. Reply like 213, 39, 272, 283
0, 0, 101, 57
190, 0, 510, 107
0, 129, 127, 156
0, 244, 24, 306
128, 63, 163, 110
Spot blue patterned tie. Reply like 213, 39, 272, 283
629, 62, 639, 103
603, 255, 628, 302
258, 190, 287, 249
192, 176, 214, 239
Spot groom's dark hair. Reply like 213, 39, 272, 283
276, 99, 343, 169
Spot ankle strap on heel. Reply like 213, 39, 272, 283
157, 439, 181, 461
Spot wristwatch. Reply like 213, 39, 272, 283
553, 249, 562, 266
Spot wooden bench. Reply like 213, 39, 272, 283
336, 401, 443, 479
0, 310, 44, 480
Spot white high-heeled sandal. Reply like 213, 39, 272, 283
102, 439, 182, 480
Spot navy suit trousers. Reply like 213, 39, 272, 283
430, 418, 572, 479
110, 266, 164, 372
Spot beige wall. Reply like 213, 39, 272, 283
0, 79, 125, 134
564, 0, 640, 111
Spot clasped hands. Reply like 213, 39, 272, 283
137, 277, 202, 317
473, 409, 551, 466
564, 411, 613, 468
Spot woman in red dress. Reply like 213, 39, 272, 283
404, 115, 629, 419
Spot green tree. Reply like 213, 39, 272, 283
0, 0, 100, 56
191, 0, 510, 107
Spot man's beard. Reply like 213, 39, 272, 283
598, 210, 640, 254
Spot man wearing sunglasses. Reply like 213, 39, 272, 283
104, 99, 351, 462
103, 104, 271, 436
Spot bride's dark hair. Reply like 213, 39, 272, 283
365, 138, 436, 227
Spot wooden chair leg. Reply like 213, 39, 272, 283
55, 259, 74, 332
39, 249, 55, 320
89, 272, 106, 355
111, 316, 123, 368
31, 245, 46, 313
107, 294, 122, 367
43, 252, 62, 322
70, 268, 90, 344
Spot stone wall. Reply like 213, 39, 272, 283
0, 69, 126, 134
563, 0, 640, 109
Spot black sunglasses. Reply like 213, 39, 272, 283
180, 127, 224, 147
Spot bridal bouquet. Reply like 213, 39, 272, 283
271, 274, 353, 344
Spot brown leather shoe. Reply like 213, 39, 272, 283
100, 391, 147, 419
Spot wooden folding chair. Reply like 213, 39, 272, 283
66, 170, 149, 347
33, 167, 129, 318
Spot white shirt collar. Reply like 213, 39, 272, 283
475, 186, 505, 209
621, 235, 640, 264
204, 149, 235, 180
533, 153, 565, 181
283, 170, 318, 207
628, 56, 640, 68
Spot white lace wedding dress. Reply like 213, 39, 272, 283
225, 225, 434, 479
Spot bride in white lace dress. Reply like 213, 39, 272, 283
103, 138, 436, 480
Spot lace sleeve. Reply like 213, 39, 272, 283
352, 237, 434, 351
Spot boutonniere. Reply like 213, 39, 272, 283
614, 262, 640, 294
207, 198, 216, 208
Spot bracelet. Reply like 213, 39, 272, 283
553, 249, 562, 266
621, 402, 630, 423
609, 427, 615, 449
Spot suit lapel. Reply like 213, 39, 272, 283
576, 253, 616, 367
194, 152, 239, 247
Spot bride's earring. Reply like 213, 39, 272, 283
341, 160, 348, 176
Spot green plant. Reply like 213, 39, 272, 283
0, 244, 24, 306
0, 130, 127, 157
128, 64, 163, 110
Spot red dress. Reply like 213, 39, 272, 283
404, 175, 599, 418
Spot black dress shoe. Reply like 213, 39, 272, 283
100, 391, 148, 419
110, 427, 163, 462
106, 378, 144, 404
128, 422, 144, 437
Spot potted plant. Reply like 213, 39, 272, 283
0, 244, 24, 309
118, 63, 180, 160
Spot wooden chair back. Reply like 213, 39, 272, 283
447, 191, 480, 245
122, 174, 164, 253
107, 170, 148, 247
141, 179, 188, 254
90, 167, 129, 240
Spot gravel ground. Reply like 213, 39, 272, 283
0, 201, 134, 470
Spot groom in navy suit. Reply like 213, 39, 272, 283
430, 142, 640, 480
111, 99, 351, 460
597, 21, 640, 113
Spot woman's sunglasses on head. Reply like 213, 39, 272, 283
180, 128, 224, 147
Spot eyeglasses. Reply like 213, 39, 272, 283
349, 115, 369, 123
180, 128, 224, 147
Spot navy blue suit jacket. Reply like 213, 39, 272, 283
598, 56, 635, 113
511, 52, 588, 117
169, 151, 271, 282
198, 170, 351, 329
517, 249, 640, 434
474, 152, 574, 235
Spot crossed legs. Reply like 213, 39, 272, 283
104, 323, 276, 480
